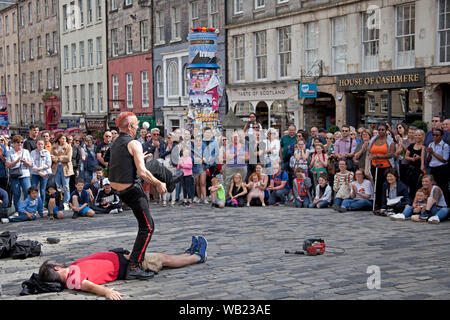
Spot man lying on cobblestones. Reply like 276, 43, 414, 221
37, 236, 208, 300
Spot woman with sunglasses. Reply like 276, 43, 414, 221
5, 135, 33, 212
0, 135, 9, 191
368, 123, 396, 212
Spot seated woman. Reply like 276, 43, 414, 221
226, 173, 247, 207
332, 160, 354, 210
338, 169, 374, 212
390, 187, 428, 222
377, 168, 411, 216
391, 175, 448, 224
309, 174, 332, 208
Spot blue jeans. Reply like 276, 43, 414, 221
83, 168, 95, 184
10, 177, 31, 212
269, 188, 289, 205
55, 164, 70, 203
295, 196, 310, 208
309, 200, 329, 208
8, 212, 36, 222
31, 174, 48, 204
333, 198, 349, 207
403, 204, 449, 220
341, 199, 373, 211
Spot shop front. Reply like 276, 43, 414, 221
336, 68, 426, 127
44, 96, 61, 131
226, 81, 299, 134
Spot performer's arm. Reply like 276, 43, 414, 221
129, 140, 167, 193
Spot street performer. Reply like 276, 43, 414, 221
109, 112, 167, 280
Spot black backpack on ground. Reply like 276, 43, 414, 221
20, 273, 64, 296
0, 231, 18, 259
10, 240, 42, 259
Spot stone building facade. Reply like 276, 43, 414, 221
153, 0, 226, 134
226, 0, 450, 133
107, 0, 153, 129
16, 0, 60, 131
59, 0, 108, 132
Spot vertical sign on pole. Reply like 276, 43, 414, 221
187, 28, 222, 130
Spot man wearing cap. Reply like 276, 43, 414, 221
109, 112, 168, 280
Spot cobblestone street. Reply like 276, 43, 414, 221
1, 204, 449, 300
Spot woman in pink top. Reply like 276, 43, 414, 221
178, 149, 194, 206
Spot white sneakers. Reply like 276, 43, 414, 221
390, 213, 405, 221
427, 215, 440, 224
390, 213, 441, 224
1, 218, 9, 224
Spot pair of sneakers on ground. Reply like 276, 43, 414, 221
390, 212, 441, 224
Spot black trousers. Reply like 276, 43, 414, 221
118, 182, 155, 266
145, 159, 173, 184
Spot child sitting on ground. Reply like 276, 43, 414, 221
226, 173, 247, 207
310, 174, 332, 208
246, 172, 266, 207
93, 178, 123, 214
70, 178, 96, 219
391, 188, 429, 222
8, 186, 43, 222
208, 177, 225, 208
45, 178, 64, 220
292, 168, 312, 208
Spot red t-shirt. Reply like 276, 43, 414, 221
65, 252, 120, 290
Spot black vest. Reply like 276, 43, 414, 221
109, 133, 137, 184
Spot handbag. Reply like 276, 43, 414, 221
9, 165, 23, 179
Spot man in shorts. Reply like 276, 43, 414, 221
37, 236, 208, 300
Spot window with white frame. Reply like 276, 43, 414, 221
126, 73, 133, 108
6, 46, 9, 65
7, 75, 10, 93
156, 66, 164, 97
278, 26, 291, 77
54, 67, 59, 89
65, 86, 70, 111
190, 2, 199, 29
167, 61, 179, 96
38, 70, 42, 91
304, 22, 319, 76
141, 71, 149, 108
69, 1, 76, 29
64, 45, 69, 71
71, 43, 77, 69
112, 75, 119, 108
36, 1, 41, 21
125, 0, 132, 5
15, 74, 18, 93
89, 83, 94, 111
79, 41, 85, 67
46, 33, 51, 54
37, 36, 42, 57
277, 0, 289, 4
98, 82, 103, 112
87, 0, 93, 24
396, 3, 415, 68
46, 68, 51, 89
19, 6, 24, 27
21, 41, 25, 62
63, 5, 68, 30
125, 25, 133, 54
73, 85, 77, 111
80, 84, 85, 111
368, 95, 375, 112
362, 12, 379, 71
28, 3, 32, 24
255, 31, 267, 80
332, 16, 347, 75
140, 21, 149, 51
44, 0, 49, 18
111, 29, 118, 56
31, 104, 35, 123
12, 13, 16, 33
22, 73, 26, 92
96, 37, 102, 65
234, 0, 243, 14
111, 0, 118, 10
438, 0, 450, 63
209, 0, 219, 29
29, 39, 34, 59
96, 0, 102, 20
88, 39, 93, 66
78, 0, 84, 26
39, 103, 44, 116
23, 104, 27, 124
171, 7, 181, 41
381, 95, 388, 113
233, 35, 245, 81
255, 0, 265, 9
53, 31, 58, 53
156, 12, 164, 44
30, 72, 35, 91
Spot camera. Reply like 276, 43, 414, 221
40, 150, 46, 157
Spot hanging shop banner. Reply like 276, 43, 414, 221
188, 29, 219, 69
299, 83, 318, 98
0, 112, 9, 135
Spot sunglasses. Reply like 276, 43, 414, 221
432, 134, 441, 137
432, 120, 440, 122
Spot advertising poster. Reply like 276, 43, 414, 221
0, 95, 9, 135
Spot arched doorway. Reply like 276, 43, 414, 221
255, 101, 269, 129
303, 92, 336, 130
438, 83, 450, 119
